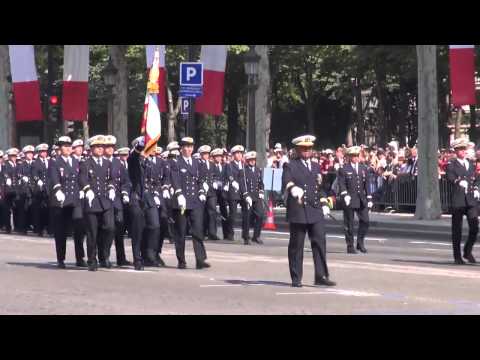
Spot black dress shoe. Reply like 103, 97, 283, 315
225, 236, 235, 241
463, 253, 477, 264
356, 244, 368, 253
57, 261, 66, 269
244, 239, 250, 245
144, 259, 160, 267
157, 257, 166, 267
347, 246, 357, 254
208, 235, 220, 241
454, 258, 466, 265
100, 260, 112, 269
292, 282, 303, 288
75, 260, 88, 268
88, 262, 98, 272
252, 238, 263, 244
315, 277, 337, 287
178, 262, 187, 269
134, 262, 144, 271
117, 259, 132, 267
196, 261, 211, 269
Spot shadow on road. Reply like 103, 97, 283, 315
391, 259, 479, 267
7, 262, 88, 271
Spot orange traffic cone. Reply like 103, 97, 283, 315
263, 198, 277, 230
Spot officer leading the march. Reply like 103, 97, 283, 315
240, 151, 265, 244
170, 137, 210, 270
337, 146, 373, 254
282, 135, 336, 288
446, 138, 480, 265
48, 136, 85, 268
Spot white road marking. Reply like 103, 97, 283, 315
276, 289, 381, 297
200, 284, 242, 288
410, 241, 450, 246
258, 231, 388, 242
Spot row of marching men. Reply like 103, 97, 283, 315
0, 134, 266, 271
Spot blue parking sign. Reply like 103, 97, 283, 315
180, 62, 203, 87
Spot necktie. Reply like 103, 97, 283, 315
97, 159, 101, 167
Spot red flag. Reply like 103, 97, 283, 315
195, 45, 228, 116
8, 45, 43, 122
449, 45, 476, 106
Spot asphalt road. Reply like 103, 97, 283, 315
1, 224, 480, 314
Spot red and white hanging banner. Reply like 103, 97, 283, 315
449, 45, 476, 106
195, 45, 227, 116
8, 45, 43, 122
145, 45, 167, 112
63, 45, 89, 121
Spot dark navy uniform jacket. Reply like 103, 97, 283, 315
19, 160, 35, 196
128, 150, 161, 209
4, 160, 22, 196
199, 160, 217, 198
336, 162, 372, 209
32, 157, 50, 195
150, 156, 170, 197
224, 161, 244, 201
79, 157, 115, 213
170, 156, 206, 210
240, 165, 264, 201
446, 158, 480, 208
48, 156, 81, 208
282, 158, 329, 224
105, 156, 131, 210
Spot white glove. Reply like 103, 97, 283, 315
122, 194, 130, 204
85, 189, 95, 207
459, 180, 469, 189
223, 184, 229, 192
344, 195, 351, 207
37, 180, 44, 188
22, 176, 29, 184
368, 201, 373, 209
154, 196, 161, 207
162, 189, 170, 199
199, 194, 206, 202
474, 190, 480, 200
6, 178, 11, 186
334, 163, 340, 171
56, 190, 65, 203
108, 188, 116, 201
134, 136, 145, 148
259, 193, 264, 200
231, 181, 239, 191
290, 186, 304, 200
322, 206, 330, 216
245, 196, 253, 208
79, 190, 85, 199
212, 181, 219, 190
178, 194, 186, 209
203, 182, 209, 193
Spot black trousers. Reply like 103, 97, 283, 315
246, 199, 264, 240
73, 217, 86, 261
217, 192, 229, 238
173, 208, 207, 265
5, 193, 20, 232
226, 199, 249, 240
52, 206, 86, 263
137, 206, 160, 261
288, 222, 329, 284
84, 208, 115, 264
203, 195, 218, 238
32, 193, 49, 235
343, 205, 369, 247
452, 206, 478, 260
0, 199, 8, 230
113, 207, 127, 263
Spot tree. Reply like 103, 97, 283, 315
255, 45, 271, 168
415, 45, 441, 220
110, 45, 128, 147
0, 45, 12, 148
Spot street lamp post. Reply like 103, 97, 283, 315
103, 56, 118, 135
244, 46, 260, 151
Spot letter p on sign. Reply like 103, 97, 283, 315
180, 62, 203, 87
